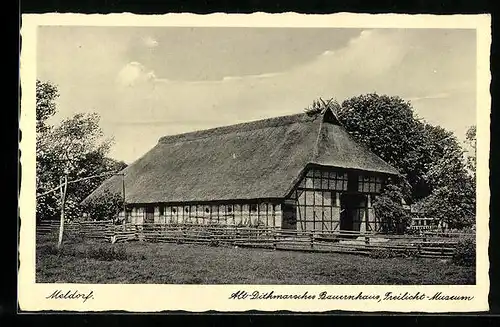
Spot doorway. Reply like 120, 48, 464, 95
340, 193, 366, 231
282, 201, 297, 230
145, 205, 155, 224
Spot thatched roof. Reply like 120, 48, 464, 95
82, 108, 399, 205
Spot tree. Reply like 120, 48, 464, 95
80, 190, 124, 222
373, 184, 411, 234
36, 81, 60, 222
419, 127, 476, 228
305, 93, 476, 230
419, 184, 475, 229
36, 80, 58, 133
465, 125, 476, 175
36, 80, 127, 222
335, 93, 434, 201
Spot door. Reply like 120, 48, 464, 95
340, 194, 366, 231
145, 205, 155, 225
281, 201, 297, 230
339, 194, 353, 231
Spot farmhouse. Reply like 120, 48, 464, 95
82, 108, 399, 232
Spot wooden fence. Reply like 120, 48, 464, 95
36, 221, 473, 259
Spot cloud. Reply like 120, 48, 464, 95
142, 36, 159, 48
116, 62, 156, 87
115, 28, 475, 119
407, 93, 451, 102
221, 72, 282, 82
122, 29, 401, 89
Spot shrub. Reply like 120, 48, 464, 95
81, 190, 123, 222
373, 184, 412, 234
458, 226, 476, 235
452, 238, 476, 267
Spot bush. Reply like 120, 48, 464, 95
373, 184, 412, 234
81, 190, 123, 221
452, 238, 476, 267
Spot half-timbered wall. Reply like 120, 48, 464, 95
123, 202, 282, 228
117, 168, 388, 232
287, 168, 387, 232
127, 207, 144, 225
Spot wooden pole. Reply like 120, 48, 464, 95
57, 173, 68, 249
122, 173, 126, 230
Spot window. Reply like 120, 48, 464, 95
172, 208, 177, 214
185, 207, 190, 213
227, 206, 232, 213
250, 204, 258, 212
357, 175, 383, 193
272, 204, 276, 212
205, 207, 210, 213
159, 206, 165, 216
302, 169, 348, 191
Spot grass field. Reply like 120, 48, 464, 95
35, 236, 475, 285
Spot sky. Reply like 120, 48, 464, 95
37, 27, 477, 164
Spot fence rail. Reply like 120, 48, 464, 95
36, 221, 473, 258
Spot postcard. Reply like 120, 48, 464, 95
19, 12, 491, 312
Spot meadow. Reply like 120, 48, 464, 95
36, 235, 475, 285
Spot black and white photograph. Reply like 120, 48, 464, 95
19, 13, 490, 312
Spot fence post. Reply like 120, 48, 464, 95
310, 232, 314, 249
57, 174, 68, 249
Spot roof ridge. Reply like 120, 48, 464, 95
310, 110, 327, 162
310, 107, 345, 162
158, 112, 317, 144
